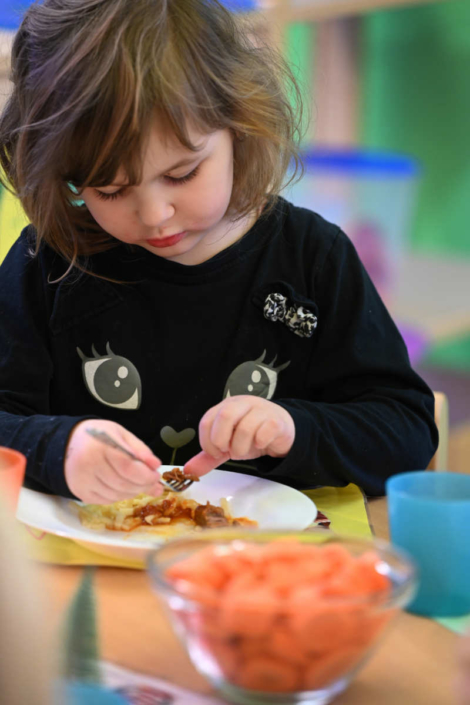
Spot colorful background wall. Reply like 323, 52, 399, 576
2, 0, 470, 259
361, 0, 470, 256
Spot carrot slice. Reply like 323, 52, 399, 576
165, 550, 226, 590
237, 636, 270, 662
288, 596, 360, 653
219, 585, 281, 637
302, 647, 364, 690
235, 656, 300, 692
267, 624, 310, 666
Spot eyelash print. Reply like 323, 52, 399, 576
94, 166, 200, 201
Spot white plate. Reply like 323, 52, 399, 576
16, 467, 317, 562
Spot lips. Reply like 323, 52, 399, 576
146, 231, 187, 248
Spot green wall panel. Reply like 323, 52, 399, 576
361, 0, 470, 255
286, 22, 315, 144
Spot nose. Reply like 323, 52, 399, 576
137, 191, 175, 228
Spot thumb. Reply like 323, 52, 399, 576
184, 450, 230, 478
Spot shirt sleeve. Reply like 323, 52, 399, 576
0, 231, 95, 497
256, 227, 438, 496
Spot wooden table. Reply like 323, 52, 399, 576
37, 497, 460, 704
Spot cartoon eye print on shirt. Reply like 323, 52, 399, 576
77, 343, 142, 410
223, 350, 290, 400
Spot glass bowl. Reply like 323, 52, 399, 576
147, 530, 416, 705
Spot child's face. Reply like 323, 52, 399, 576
82, 123, 247, 265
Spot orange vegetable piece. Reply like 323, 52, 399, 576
165, 548, 226, 590
235, 655, 300, 692
288, 595, 361, 653
237, 636, 269, 662
219, 583, 281, 637
302, 647, 364, 690
261, 561, 304, 596
212, 548, 262, 581
324, 555, 390, 599
268, 624, 310, 666
319, 543, 356, 575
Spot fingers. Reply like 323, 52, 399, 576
230, 409, 284, 458
85, 490, 116, 505
89, 425, 163, 495
253, 417, 285, 450
65, 420, 165, 504
100, 455, 164, 498
105, 451, 162, 488
184, 450, 230, 478
197, 397, 295, 466
199, 398, 253, 458
94, 475, 133, 503
94, 467, 148, 500
200, 402, 286, 460
208, 400, 251, 454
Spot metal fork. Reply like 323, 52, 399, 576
85, 427, 195, 492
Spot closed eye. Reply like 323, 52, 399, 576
164, 165, 200, 186
94, 165, 200, 201
95, 188, 126, 202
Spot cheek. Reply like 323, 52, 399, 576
187, 166, 233, 223
185, 193, 230, 229
85, 199, 133, 234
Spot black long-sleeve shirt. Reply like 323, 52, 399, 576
0, 198, 438, 497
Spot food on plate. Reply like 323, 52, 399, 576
165, 538, 394, 692
162, 468, 199, 484
76, 481, 257, 533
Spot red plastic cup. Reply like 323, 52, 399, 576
0, 447, 27, 511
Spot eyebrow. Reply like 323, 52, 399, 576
107, 155, 201, 188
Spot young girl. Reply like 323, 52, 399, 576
0, 0, 437, 505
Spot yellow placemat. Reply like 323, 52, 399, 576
18, 483, 372, 569
18, 524, 145, 569
304, 484, 372, 538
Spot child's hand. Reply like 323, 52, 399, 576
64, 419, 163, 504
184, 395, 295, 477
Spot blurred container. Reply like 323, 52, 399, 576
148, 530, 416, 705
387, 471, 470, 617
0, 446, 26, 511
285, 149, 421, 308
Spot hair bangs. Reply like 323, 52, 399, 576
0, 0, 304, 274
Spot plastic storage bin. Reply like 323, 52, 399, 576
285, 149, 421, 308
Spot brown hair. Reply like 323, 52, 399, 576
0, 0, 303, 274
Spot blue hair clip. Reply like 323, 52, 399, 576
68, 182, 85, 207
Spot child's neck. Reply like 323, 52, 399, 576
167, 209, 260, 266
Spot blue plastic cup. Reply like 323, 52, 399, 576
386, 471, 470, 617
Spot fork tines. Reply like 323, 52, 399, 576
162, 477, 194, 493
